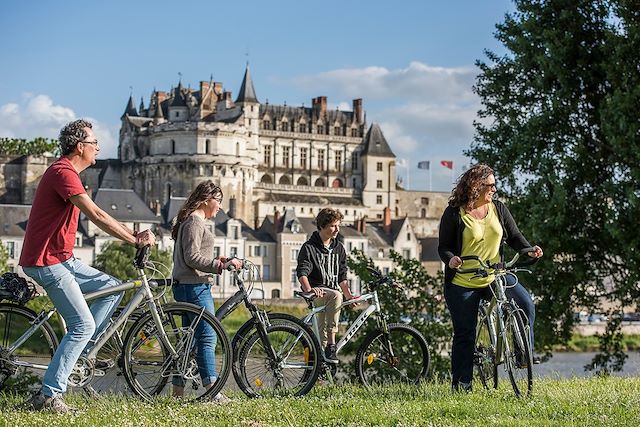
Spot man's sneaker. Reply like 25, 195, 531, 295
20, 392, 76, 413
205, 392, 231, 404
533, 354, 543, 365
324, 344, 339, 364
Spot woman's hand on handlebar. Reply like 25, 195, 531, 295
449, 256, 463, 269
528, 246, 543, 258
224, 258, 244, 271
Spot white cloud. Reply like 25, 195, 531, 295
293, 61, 481, 191
0, 93, 118, 158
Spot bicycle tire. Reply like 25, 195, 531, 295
504, 306, 532, 397
474, 304, 498, 390
355, 323, 430, 387
235, 315, 321, 398
121, 302, 231, 401
0, 303, 59, 391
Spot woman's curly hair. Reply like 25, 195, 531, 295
448, 164, 495, 209
171, 180, 223, 240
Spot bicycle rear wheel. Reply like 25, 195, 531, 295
0, 303, 58, 392
122, 303, 231, 401
356, 323, 430, 387
236, 317, 321, 398
504, 307, 532, 397
474, 304, 497, 390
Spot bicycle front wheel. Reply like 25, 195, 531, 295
504, 307, 532, 397
474, 304, 497, 390
122, 303, 231, 401
0, 303, 58, 391
356, 323, 430, 387
236, 317, 321, 398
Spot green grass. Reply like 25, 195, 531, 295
2, 378, 640, 426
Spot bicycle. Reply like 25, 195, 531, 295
295, 267, 430, 387
0, 246, 231, 401
456, 247, 538, 398
215, 259, 322, 398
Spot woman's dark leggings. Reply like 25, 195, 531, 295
444, 275, 535, 388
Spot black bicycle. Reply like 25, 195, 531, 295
215, 259, 322, 398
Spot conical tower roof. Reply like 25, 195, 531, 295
235, 64, 258, 103
121, 95, 138, 118
362, 123, 395, 158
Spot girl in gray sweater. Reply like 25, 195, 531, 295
170, 180, 242, 402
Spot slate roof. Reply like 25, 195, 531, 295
263, 192, 363, 206
93, 189, 160, 223
0, 204, 30, 236
362, 123, 395, 158
121, 95, 138, 118
235, 64, 258, 103
419, 237, 440, 262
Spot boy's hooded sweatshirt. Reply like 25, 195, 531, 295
296, 231, 347, 289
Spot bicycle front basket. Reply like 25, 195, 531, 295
0, 272, 36, 305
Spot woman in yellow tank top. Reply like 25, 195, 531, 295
438, 164, 543, 392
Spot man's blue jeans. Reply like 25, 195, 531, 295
22, 258, 123, 397
171, 283, 217, 386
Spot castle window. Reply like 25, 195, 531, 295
236, 142, 240, 157
376, 180, 383, 189
264, 145, 272, 166
317, 125, 324, 134
271, 289, 280, 299
334, 126, 341, 136
351, 152, 358, 171
317, 149, 325, 170
376, 162, 383, 171
376, 195, 382, 204
282, 146, 290, 167
299, 123, 306, 133
300, 148, 307, 168
281, 121, 289, 132
206, 139, 211, 154
171, 140, 176, 154
421, 197, 429, 205
351, 128, 359, 137
421, 208, 426, 218
335, 151, 342, 172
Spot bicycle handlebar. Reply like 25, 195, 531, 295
134, 245, 151, 269
457, 246, 539, 275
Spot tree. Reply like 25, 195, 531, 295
93, 241, 173, 281
0, 241, 8, 272
0, 137, 59, 156
470, 0, 639, 373
347, 249, 452, 378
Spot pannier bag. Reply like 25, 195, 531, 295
0, 272, 36, 305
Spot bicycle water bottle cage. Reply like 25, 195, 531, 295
0, 272, 36, 305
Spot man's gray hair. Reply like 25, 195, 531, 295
59, 119, 93, 155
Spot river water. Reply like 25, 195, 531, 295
534, 351, 640, 378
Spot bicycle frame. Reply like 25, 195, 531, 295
7, 267, 181, 373
301, 289, 384, 355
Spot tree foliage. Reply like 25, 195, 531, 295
0, 137, 59, 156
347, 249, 452, 379
0, 241, 9, 272
93, 241, 173, 280
470, 0, 640, 373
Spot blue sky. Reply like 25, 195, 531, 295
0, 0, 515, 191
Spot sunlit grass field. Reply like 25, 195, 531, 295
2, 377, 640, 426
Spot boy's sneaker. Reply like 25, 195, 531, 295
205, 392, 231, 404
324, 344, 339, 364
20, 391, 76, 413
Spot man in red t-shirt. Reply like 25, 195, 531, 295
19, 119, 155, 413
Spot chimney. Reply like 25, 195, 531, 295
274, 210, 281, 232
156, 91, 167, 105
228, 196, 237, 218
354, 217, 361, 233
361, 215, 367, 234
254, 216, 260, 230
200, 80, 210, 95
223, 91, 233, 109
383, 207, 391, 235
213, 82, 223, 95
319, 96, 327, 117
353, 98, 363, 124
154, 200, 161, 217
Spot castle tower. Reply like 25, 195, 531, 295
361, 123, 396, 220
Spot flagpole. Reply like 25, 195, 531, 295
429, 165, 432, 191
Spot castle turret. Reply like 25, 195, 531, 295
121, 95, 138, 119
361, 123, 397, 220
